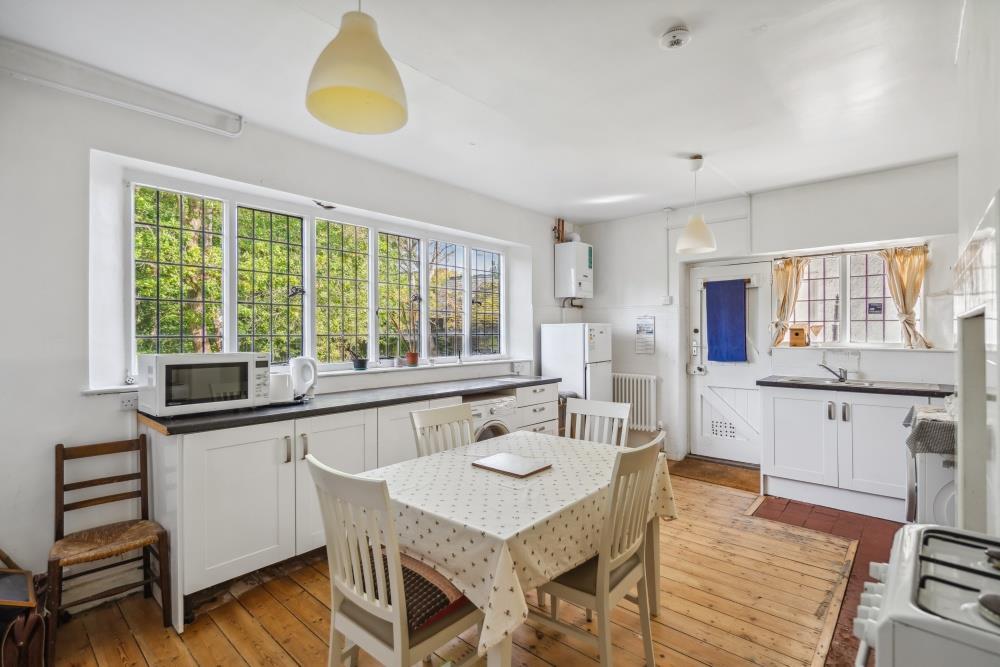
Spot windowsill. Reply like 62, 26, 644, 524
317, 357, 526, 378
82, 358, 531, 395
771, 344, 954, 353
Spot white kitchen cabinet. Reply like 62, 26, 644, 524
181, 421, 296, 594
837, 393, 921, 499
762, 385, 934, 518
761, 387, 839, 486
376, 396, 461, 467
294, 409, 377, 554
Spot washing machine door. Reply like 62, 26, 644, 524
476, 420, 510, 441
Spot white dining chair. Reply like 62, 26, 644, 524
306, 455, 483, 667
565, 397, 631, 447
530, 440, 660, 667
410, 403, 475, 457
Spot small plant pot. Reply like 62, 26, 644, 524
352, 358, 368, 371
405, 351, 419, 367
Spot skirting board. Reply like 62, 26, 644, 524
763, 475, 905, 522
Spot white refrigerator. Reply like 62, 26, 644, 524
541, 323, 613, 401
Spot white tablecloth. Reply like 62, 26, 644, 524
359, 431, 677, 655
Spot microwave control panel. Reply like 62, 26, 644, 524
253, 353, 271, 402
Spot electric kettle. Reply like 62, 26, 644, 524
289, 356, 318, 399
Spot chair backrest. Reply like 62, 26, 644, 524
598, 440, 661, 574
639, 430, 666, 451
565, 398, 631, 447
54, 436, 149, 541
410, 403, 474, 457
306, 455, 409, 648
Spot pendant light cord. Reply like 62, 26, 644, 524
693, 169, 698, 207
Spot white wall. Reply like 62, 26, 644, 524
0, 72, 559, 572
580, 160, 958, 460
957, 0, 1000, 536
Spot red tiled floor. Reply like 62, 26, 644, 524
754, 497, 901, 667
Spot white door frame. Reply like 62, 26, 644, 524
686, 260, 772, 463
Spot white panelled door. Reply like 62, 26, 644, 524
688, 262, 772, 464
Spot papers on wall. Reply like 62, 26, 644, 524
635, 316, 655, 354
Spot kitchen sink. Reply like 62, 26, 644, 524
777, 376, 937, 390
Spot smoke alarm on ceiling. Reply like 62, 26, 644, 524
659, 25, 691, 50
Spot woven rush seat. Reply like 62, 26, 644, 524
343, 550, 473, 644
49, 519, 162, 567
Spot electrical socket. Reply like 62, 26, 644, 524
120, 395, 138, 410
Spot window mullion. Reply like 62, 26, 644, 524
304, 216, 316, 361
368, 227, 379, 363
223, 199, 238, 352
840, 255, 849, 344
420, 238, 430, 360
463, 245, 472, 359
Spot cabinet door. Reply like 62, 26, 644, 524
295, 409, 377, 554
376, 397, 460, 468
761, 387, 839, 486
837, 393, 926, 498
182, 422, 295, 593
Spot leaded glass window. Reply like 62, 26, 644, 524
427, 240, 464, 357
315, 220, 370, 362
470, 248, 501, 355
377, 232, 421, 358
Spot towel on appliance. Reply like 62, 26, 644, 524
706, 279, 747, 362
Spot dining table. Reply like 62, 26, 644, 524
358, 430, 678, 667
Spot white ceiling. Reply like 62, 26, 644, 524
0, 0, 960, 222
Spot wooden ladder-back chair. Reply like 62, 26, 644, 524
531, 440, 661, 667
306, 455, 483, 667
410, 403, 475, 457
47, 436, 170, 662
565, 398, 632, 447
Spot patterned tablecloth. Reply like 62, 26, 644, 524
359, 431, 677, 655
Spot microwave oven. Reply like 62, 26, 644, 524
137, 352, 271, 417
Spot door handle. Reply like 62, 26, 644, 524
284, 435, 292, 463
827, 401, 835, 420
842, 403, 850, 422
301, 433, 309, 460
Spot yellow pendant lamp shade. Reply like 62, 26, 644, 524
675, 212, 717, 254
306, 11, 407, 134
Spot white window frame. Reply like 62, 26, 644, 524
124, 171, 507, 374
774, 247, 926, 350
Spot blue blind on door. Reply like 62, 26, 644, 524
706, 279, 747, 362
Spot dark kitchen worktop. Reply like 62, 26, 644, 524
756, 375, 955, 398
139, 375, 561, 435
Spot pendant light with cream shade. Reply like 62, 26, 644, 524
306, 1, 407, 134
675, 154, 717, 254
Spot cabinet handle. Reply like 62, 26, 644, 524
827, 401, 835, 420
301, 433, 309, 460
532, 387, 544, 393
284, 435, 292, 463
532, 425, 546, 432
533, 406, 545, 413
842, 403, 850, 422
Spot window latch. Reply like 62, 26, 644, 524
288, 286, 306, 299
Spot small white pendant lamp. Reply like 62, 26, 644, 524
306, 3, 407, 134
675, 154, 717, 255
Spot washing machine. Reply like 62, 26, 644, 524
467, 394, 518, 441
908, 450, 956, 525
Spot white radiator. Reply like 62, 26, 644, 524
612, 373, 658, 431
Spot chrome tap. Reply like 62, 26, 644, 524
818, 363, 848, 382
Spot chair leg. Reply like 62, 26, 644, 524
549, 595, 560, 621
45, 558, 62, 665
156, 530, 172, 627
595, 600, 613, 667
344, 643, 359, 667
142, 545, 153, 598
537, 589, 547, 610
586, 608, 593, 622
636, 577, 656, 667
329, 624, 345, 667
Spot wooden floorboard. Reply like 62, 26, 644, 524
56, 477, 854, 666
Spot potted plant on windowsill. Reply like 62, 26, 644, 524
345, 340, 368, 371
404, 294, 420, 367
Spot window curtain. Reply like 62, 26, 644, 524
771, 257, 809, 346
878, 246, 933, 349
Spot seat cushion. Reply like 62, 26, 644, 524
551, 553, 641, 596
49, 520, 162, 567
338, 552, 477, 647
